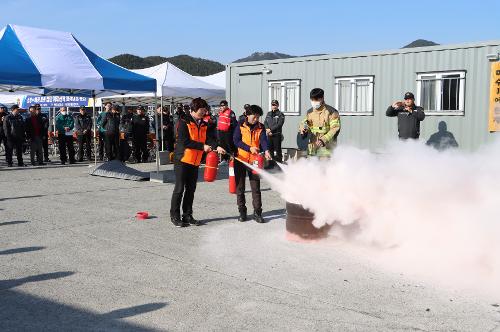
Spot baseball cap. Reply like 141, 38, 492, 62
271, 99, 279, 106
404, 92, 415, 100
219, 100, 228, 106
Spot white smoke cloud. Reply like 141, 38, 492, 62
262, 139, 500, 296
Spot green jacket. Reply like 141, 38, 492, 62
55, 114, 74, 134
97, 111, 107, 133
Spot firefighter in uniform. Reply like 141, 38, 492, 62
170, 98, 226, 227
233, 105, 272, 223
299, 88, 341, 158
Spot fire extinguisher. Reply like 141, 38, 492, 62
251, 154, 265, 175
228, 159, 236, 194
204, 151, 219, 182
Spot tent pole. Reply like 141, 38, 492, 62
160, 96, 164, 151
92, 91, 97, 167
154, 92, 159, 174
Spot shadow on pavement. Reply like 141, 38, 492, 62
0, 220, 30, 226
0, 246, 45, 256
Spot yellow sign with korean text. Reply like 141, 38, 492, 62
489, 61, 500, 132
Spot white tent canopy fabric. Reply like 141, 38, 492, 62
195, 71, 225, 89
103, 62, 225, 105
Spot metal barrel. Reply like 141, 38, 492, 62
285, 202, 331, 242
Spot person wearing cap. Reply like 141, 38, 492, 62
386, 92, 425, 139
25, 105, 45, 166
239, 104, 250, 123
170, 97, 226, 227
131, 105, 150, 163
233, 105, 272, 223
101, 105, 121, 161
74, 106, 93, 162
299, 88, 341, 158
0, 106, 8, 158
3, 105, 26, 167
55, 107, 76, 165
34, 104, 51, 163
264, 99, 285, 168
217, 100, 237, 162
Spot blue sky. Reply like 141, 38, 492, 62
1, 0, 498, 64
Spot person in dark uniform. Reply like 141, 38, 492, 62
101, 105, 121, 160
170, 97, 226, 227
3, 105, 26, 167
74, 106, 93, 161
0, 106, 8, 158
34, 104, 51, 163
119, 106, 134, 162
264, 99, 285, 168
153, 106, 174, 152
386, 92, 425, 139
131, 105, 150, 163
96, 102, 111, 160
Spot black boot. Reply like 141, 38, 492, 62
170, 215, 187, 228
254, 209, 266, 223
183, 214, 201, 226
238, 208, 247, 222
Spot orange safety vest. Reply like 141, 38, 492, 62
181, 120, 207, 166
217, 108, 232, 132
237, 122, 263, 163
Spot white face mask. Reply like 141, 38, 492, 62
311, 101, 322, 110
60, 111, 67, 115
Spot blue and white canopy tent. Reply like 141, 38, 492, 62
0, 24, 157, 167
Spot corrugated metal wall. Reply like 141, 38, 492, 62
228, 42, 500, 151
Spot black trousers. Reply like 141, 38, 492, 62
42, 135, 49, 161
170, 161, 198, 218
119, 138, 132, 162
268, 133, 283, 163
218, 130, 235, 161
58, 134, 75, 163
133, 135, 149, 163
234, 159, 262, 213
5, 138, 24, 165
77, 133, 92, 161
105, 133, 120, 160
0, 134, 7, 154
98, 134, 105, 160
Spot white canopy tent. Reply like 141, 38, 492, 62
195, 71, 225, 90
102, 62, 225, 106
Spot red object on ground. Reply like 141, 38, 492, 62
136, 211, 149, 220
204, 151, 219, 182
229, 159, 236, 194
251, 154, 265, 175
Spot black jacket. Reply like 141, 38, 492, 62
131, 113, 150, 139
74, 113, 93, 135
152, 113, 174, 140
40, 114, 50, 137
0, 111, 8, 136
264, 109, 285, 134
3, 113, 25, 140
101, 112, 121, 135
120, 112, 134, 136
386, 105, 425, 139
174, 115, 217, 163
24, 115, 44, 139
